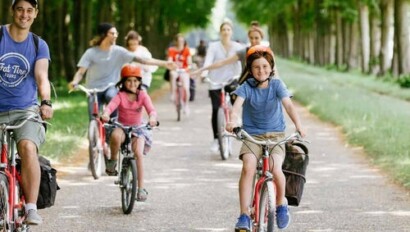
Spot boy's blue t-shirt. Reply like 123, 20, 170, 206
234, 77, 291, 135
0, 26, 51, 112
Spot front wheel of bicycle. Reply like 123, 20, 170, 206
88, 120, 103, 179
217, 107, 230, 160
0, 174, 12, 232
258, 180, 276, 232
120, 158, 137, 214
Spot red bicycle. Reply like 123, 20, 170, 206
0, 111, 45, 231
104, 120, 159, 214
205, 77, 238, 160
71, 83, 115, 179
227, 128, 306, 231
173, 68, 189, 121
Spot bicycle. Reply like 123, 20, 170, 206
226, 128, 306, 232
204, 77, 238, 160
70, 83, 115, 179
104, 120, 159, 214
173, 68, 189, 121
0, 111, 45, 232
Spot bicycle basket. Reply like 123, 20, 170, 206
282, 142, 309, 206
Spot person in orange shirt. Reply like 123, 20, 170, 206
167, 33, 192, 115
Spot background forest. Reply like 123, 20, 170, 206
1, 0, 410, 87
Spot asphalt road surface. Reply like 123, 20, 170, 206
33, 80, 410, 232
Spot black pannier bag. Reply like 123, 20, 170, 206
282, 142, 309, 206
37, 156, 60, 209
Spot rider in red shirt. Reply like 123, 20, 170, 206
167, 33, 192, 115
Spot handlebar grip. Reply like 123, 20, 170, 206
233, 127, 241, 134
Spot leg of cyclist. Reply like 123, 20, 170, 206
236, 152, 257, 230
131, 137, 148, 201
169, 70, 178, 101
269, 138, 290, 229
102, 87, 118, 157
209, 89, 221, 153
14, 110, 45, 225
106, 128, 125, 175
182, 72, 191, 115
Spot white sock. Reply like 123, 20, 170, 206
25, 203, 37, 214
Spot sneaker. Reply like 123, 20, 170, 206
210, 139, 219, 153
136, 188, 148, 202
25, 209, 43, 225
276, 205, 291, 229
235, 214, 251, 231
105, 159, 118, 176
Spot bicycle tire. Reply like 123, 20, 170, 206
0, 174, 12, 232
88, 120, 103, 179
257, 180, 276, 232
176, 85, 183, 121
217, 107, 230, 160
120, 158, 137, 214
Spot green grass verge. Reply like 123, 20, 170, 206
278, 58, 410, 189
41, 68, 167, 160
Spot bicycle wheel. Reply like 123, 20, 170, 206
0, 174, 12, 232
217, 107, 230, 160
176, 85, 183, 121
120, 158, 137, 214
258, 180, 276, 232
88, 120, 103, 179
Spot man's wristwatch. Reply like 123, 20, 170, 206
41, 100, 52, 107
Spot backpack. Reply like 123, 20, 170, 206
37, 156, 60, 209
282, 142, 309, 206
0, 25, 39, 55
16, 155, 60, 209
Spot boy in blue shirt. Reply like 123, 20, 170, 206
226, 45, 306, 231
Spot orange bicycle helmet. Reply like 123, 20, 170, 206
246, 45, 273, 59
121, 64, 142, 79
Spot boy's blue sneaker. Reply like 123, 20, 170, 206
276, 205, 291, 229
235, 214, 251, 231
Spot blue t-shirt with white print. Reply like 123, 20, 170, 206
234, 77, 291, 135
0, 26, 50, 112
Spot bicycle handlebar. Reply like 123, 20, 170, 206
70, 83, 116, 96
0, 112, 47, 131
104, 119, 160, 131
227, 127, 309, 147
203, 75, 240, 87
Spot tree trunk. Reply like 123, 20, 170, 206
369, 7, 381, 75
359, 3, 370, 73
394, 0, 410, 75
378, 0, 394, 76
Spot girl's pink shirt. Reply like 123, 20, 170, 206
105, 91, 157, 126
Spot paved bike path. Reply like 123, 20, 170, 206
33, 80, 410, 231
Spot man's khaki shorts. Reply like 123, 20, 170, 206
239, 132, 285, 160
0, 106, 45, 149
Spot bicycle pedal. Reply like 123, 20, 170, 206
114, 180, 120, 185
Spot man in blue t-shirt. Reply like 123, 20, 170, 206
0, 0, 52, 225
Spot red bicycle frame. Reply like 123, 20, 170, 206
91, 93, 106, 147
251, 147, 274, 225
0, 117, 33, 229
219, 89, 230, 124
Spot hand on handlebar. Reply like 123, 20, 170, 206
166, 61, 178, 70
226, 121, 239, 133
101, 113, 110, 123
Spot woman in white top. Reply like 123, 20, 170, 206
200, 21, 243, 152
125, 30, 158, 90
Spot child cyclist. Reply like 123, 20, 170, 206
101, 64, 158, 202
225, 45, 306, 231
